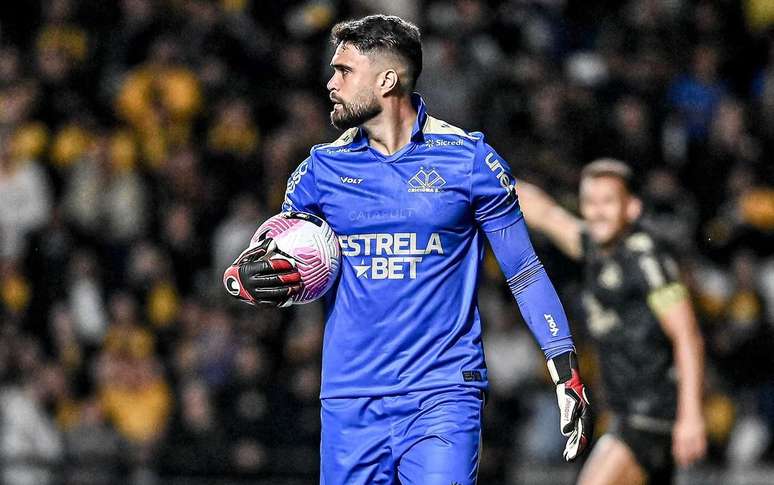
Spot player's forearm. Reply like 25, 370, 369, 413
515, 181, 582, 260
487, 218, 575, 359
515, 181, 555, 229
674, 322, 705, 420
664, 300, 705, 420
511, 264, 575, 359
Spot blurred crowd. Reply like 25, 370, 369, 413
0, 0, 772, 484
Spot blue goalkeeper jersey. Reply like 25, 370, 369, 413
283, 94, 572, 399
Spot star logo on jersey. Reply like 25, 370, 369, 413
407, 167, 446, 193
353, 259, 370, 278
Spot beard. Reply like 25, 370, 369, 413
330, 91, 382, 130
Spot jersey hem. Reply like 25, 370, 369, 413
319, 380, 488, 400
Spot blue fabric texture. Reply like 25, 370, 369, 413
282, 94, 574, 398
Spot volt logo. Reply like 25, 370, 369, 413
544, 314, 559, 336
340, 176, 363, 184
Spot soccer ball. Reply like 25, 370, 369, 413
250, 211, 341, 305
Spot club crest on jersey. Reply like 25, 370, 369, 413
407, 167, 446, 193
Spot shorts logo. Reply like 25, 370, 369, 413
408, 167, 446, 193
340, 176, 363, 184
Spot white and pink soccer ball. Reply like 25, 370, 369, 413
249, 212, 340, 305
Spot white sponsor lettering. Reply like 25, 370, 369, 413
283, 160, 309, 210
425, 138, 464, 148
339, 233, 443, 257
340, 176, 363, 184
485, 152, 513, 191
371, 256, 423, 279
339, 233, 443, 280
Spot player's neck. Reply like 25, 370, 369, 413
362, 95, 417, 156
597, 223, 635, 255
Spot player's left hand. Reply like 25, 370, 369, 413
547, 351, 593, 461
672, 414, 706, 467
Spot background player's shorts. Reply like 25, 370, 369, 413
609, 414, 675, 485
320, 386, 483, 485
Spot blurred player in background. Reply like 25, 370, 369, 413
226, 14, 591, 485
518, 160, 707, 485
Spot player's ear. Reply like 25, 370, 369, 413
626, 195, 642, 222
379, 69, 399, 94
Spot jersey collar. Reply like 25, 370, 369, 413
349, 93, 428, 150
409, 92, 428, 143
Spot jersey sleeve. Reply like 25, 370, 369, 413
471, 137, 522, 232
486, 216, 576, 360
282, 157, 321, 215
626, 233, 688, 317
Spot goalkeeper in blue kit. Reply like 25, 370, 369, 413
227, 14, 592, 484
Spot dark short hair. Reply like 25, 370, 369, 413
331, 15, 422, 91
581, 158, 638, 194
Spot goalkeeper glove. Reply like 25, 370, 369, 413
547, 350, 593, 461
223, 237, 302, 307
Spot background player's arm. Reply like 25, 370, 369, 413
516, 181, 583, 260
639, 246, 707, 467
652, 286, 707, 467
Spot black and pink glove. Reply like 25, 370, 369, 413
223, 238, 303, 307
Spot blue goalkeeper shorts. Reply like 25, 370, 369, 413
320, 386, 483, 485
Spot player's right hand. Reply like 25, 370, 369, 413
223, 238, 303, 307
672, 413, 707, 467
547, 351, 593, 461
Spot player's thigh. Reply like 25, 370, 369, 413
320, 397, 395, 485
396, 388, 483, 485
576, 434, 646, 485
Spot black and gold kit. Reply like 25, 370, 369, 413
581, 226, 688, 480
